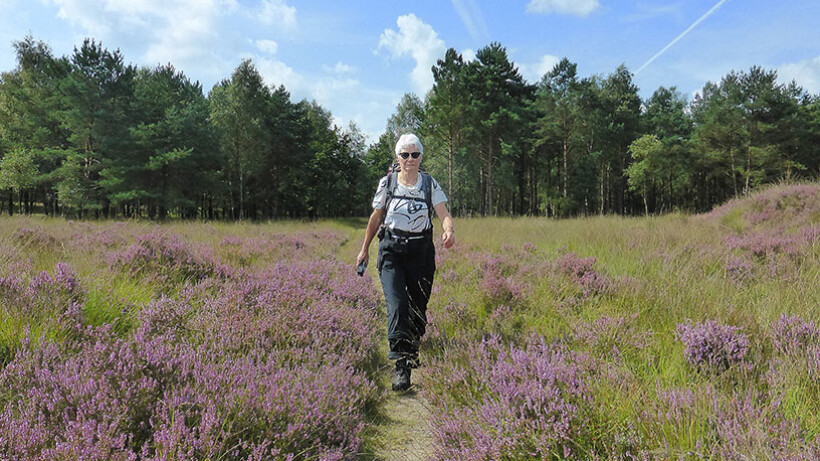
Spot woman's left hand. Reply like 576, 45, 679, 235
442, 230, 455, 249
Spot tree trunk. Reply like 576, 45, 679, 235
729, 149, 738, 197
562, 137, 569, 198
744, 145, 752, 195
598, 165, 605, 215
486, 135, 494, 216
448, 130, 454, 209
479, 165, 486, 216
669, 169, 674, 211
239, 171, 245, 220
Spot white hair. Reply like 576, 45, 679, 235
394, 133, 424, 157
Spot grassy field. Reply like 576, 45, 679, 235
1, 183, 819, 460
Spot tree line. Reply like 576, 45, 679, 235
0, 36, 372, 219
412, 45, 820, 217
1, 36, 818, 219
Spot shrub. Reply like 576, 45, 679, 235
427, 335, 595, 460
1, 255, 382, 460
110, 230, 227, 281
676, 320, 750, 373
557, 251, 613, 296
771, 314, 819, 355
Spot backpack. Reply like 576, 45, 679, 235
379, 163, 433, 235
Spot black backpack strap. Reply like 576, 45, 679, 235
422, 172, 433, 229
380, 171, 395, 226
379, 165, 399, 234
385, 171, 395, 208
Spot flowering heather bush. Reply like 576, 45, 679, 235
160, 261, 383, 370
804, 225, 820, 245
572, 314, 649, 359
708, 185, 820, 277
556, 251, 613, 296
0, 326, 166, 460
69, 225, 129, 250
706, 184, 820, 226
110, 230, 228, 281
14, 226, 61, 251
724, 229, 803, 259
653, 385, 702, 428
147, 350, 374, 460
426, 335, 595, 460
2, 244, 382, 459
557, 251, 597, 278
771, 314, 819, 355
744, 184, 820, 227
725, 255, 755, 282
807, 346, 820, 382
218, 230, 348, 266
479, 257, 527, 307
709, 391, 804, 460
642, 384, 806, 459
676, 320, 751, 373
0, 262, 84, 331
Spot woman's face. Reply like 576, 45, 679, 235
397, 143, 422, 172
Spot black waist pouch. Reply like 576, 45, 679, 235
384, 230, 431, 255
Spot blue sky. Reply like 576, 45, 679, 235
1, 0, 818, 142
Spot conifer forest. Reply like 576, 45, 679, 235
1, 36, 819, 220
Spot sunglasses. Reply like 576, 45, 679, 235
398, 151, 421, 159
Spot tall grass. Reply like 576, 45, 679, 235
1, 182, 819, 459
419, 182, 820, 459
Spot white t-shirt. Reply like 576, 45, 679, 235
372, 173, 447, 233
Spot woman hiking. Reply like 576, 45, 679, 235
356, 133, 455, 391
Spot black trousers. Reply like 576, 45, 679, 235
377, 231, 436, 367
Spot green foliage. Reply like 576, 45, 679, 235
0, 147, 38, 190
626, 134, 663, 215
1, 34, 820, 220
55, 151, 101, 212
426, 49, 469, 208
460, 42, 535, 215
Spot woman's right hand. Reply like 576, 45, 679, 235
356, 249, 369, 267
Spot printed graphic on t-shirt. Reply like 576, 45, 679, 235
387, 196, 429, 232
372, 174, 447, 233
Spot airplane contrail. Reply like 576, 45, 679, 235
451, 0, 490, 43
635, 0, 730, 75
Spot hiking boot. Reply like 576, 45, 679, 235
391, 361, 411, 391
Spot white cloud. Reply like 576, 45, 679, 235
255, 56, 299, 91
461, 48, 476, 62
48, 0, 112, 36
311, 77, 359, 103
323, 61, 355, 75
256, 39, 278, 54
40, 0, 297, 64
520, 54, 560, 83
258, 0, 296, 29
779, 56, 820, 94
44, 0, 236, 67
526, 0, 600, 17
377, 14, 446, 95
253, 54, 385, 140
